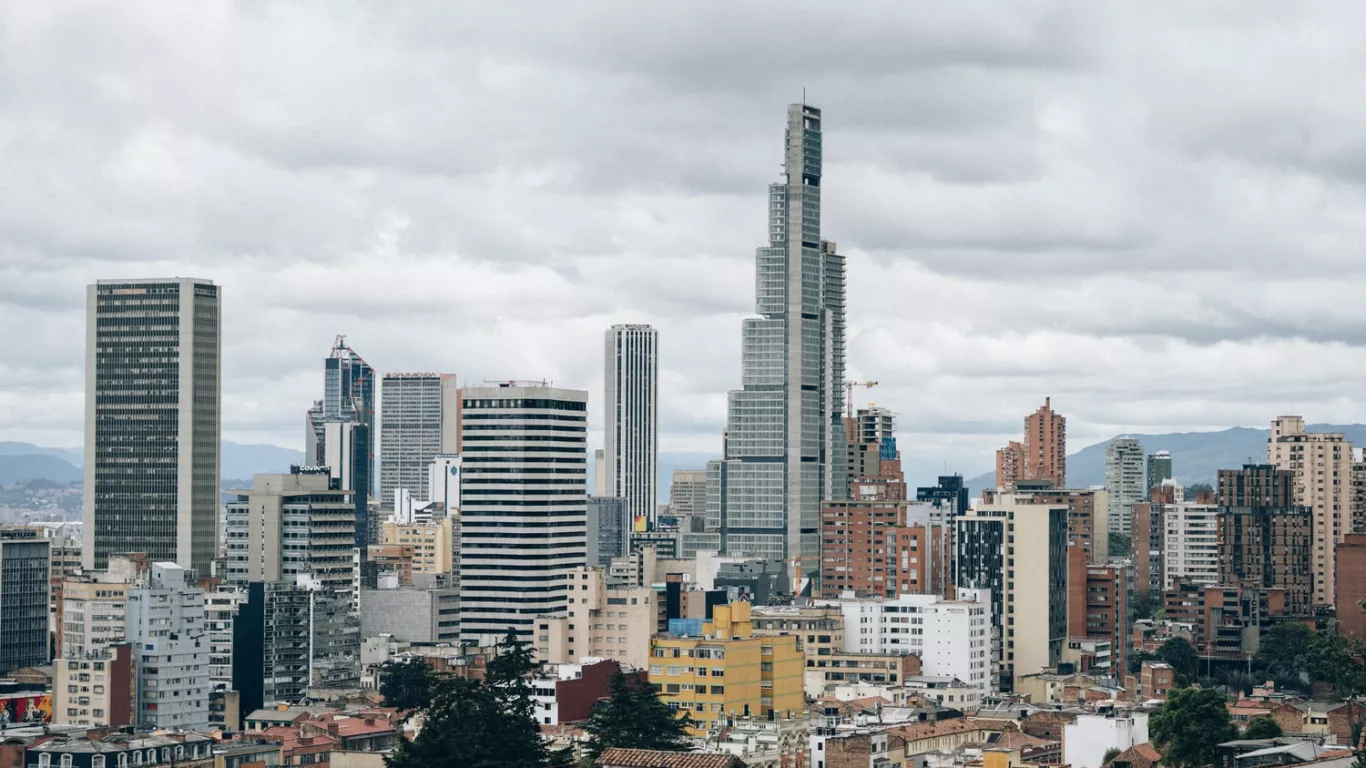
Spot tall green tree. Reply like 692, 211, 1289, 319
1150, 687, 1237, 768
1245, 717, 1283, 739
385, 629, 548, 768
584, 667, 694, 761
379, 657, 440, 711
1157, 637, 1199, 685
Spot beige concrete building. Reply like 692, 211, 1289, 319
55, 643, 134, 727
1268, 416, 1354, 606
380, 518, 454, 576
224, 469, 358, 600
751, 604, 845, 666
955, 493, 1069, 692
538, 565, 660, 668
57, 555, 150, 659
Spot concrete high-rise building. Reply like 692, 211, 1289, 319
995, 398, 1066, 490
1147, 451, 1173, 493
83, 278, 221, 574
604, 324, 659, 530
1351, 458, 1366, 535
818, 500, 949, 599
707, 103, 847, 568
995, 441, 1024, 491
585, 497, 628, 567
1267, 416, 1354, 606
668, 470, 708, 519
1105, 437, 1146, 536
456, 383, 587, 642
1216, 464, 1312, 615
1025, 398, 1067, 488
1337, 534, 1366, 641
224, 468, 359, 600
126, 562, 210, 730
379, 373, 457, 509
985, 485, 1109, 566
955, 493, 1069, 691
846, 407, 906, 501
1163, 500, 1220, 589
0, 531, 50, 674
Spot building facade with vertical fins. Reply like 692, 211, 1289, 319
83, 278, 220, 574
707, 103, 846, 571
379, 372, 457, 509
604, 324, 659, 531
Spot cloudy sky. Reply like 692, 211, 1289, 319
5, 2, 1366, 486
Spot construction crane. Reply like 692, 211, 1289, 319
845, 380, 878, 417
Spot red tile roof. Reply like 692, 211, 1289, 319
596, 748, 746, 768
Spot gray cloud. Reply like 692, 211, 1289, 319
4, 1, 1366, 486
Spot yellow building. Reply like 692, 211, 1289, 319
380, 518, 454, 576
647, 601, 804, 734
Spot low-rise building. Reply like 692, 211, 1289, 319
531, 659, 646, 726
53, 643, 133, 728
1064, 710, 1150, 768
648, 602, 803, 734
823, 590, 992, 698
25, 733, 215, 768
805, 651, 921, 699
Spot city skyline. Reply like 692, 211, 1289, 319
7, 5, 1366, 487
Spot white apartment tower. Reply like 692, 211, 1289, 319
456, 383, 588, 642
605, 325, 659, 530
1268, 416, 1353, 606
1162, 499, 1220, 589
707, 103, 847, 568
125, 562, 211, 731
379, 373, 458, 509
1105, 437, 1146, 536
84, 278, 221, 574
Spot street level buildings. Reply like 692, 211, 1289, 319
456, 383, 587, 643
83, 278, 221, 574
378, 373, 457, 509
605, 324, 659, 530
707, 103, 847, 568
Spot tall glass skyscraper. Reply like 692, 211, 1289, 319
604, 324, 658, 531
83, 278, 221, 574
707, 103, 847, 570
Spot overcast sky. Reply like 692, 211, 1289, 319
5, 2, 1366, 483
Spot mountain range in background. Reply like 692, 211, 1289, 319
5, 424, 1365, 501
0, 440, 305, 487
960, 424, 1366, 498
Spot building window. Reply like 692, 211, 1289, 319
38, 755, 51, 768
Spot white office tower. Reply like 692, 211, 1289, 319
428, 454, 462, 508
1162, 497, 1220, 589
125, 563, 210, 730
83, 279, 221, 574
707, 103, 847, 570
379, 373, 457, 508
456, 383, 588, 642
604, 325, 659, 530
1105, 436, 1146, 536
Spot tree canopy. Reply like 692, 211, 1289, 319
1157, 637, 1199, 685
385, 629, 549, 768
1245, 717, 1283, 739
1150, 687, 1237, 768
584, 667, 694, 761
379, 657, 440, 712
